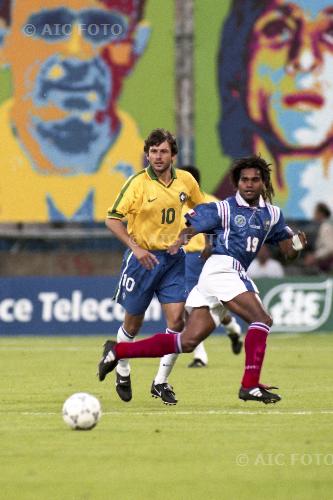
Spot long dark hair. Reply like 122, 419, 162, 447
217, 0, 286, 158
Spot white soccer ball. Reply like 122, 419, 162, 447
62, 392, 102, 430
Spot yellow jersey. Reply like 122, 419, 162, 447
182, 192, 218, 252
107, 165, 204, 250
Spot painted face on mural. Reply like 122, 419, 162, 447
0, 0, 149, 174
247, 0, 333, 150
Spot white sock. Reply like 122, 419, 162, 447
193, 342, 208, 365
154, 328, 179, 385
116, 326, 134, 377
224, 316, 241, 336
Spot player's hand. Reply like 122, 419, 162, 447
133, 247, 159, 270
168, 239, 182, 255
292, 231, 307, 251
298, 231, 307, 249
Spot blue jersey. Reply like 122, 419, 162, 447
185, 192, 291, 271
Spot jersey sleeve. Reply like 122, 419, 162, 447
185, 202, 220, 233
107, 175, 142, 219
266, 210, 292, 245
187, 176, 205, 208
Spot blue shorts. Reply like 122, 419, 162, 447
185, 251, 205, 296
114, 248, 186, 315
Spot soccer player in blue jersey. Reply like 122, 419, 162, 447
99, 155, 307, 404
104, 128, 204, 405
180, 165, 243, 368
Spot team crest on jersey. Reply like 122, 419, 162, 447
234, 214, 246, 227
264, 219, 271, 231
179, 192, 188, 203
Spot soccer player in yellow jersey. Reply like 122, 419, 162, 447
103, 129, 204, 405
180, 166, 243, 368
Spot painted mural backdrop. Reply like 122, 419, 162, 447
0, 0, 174, 222
195, 0, 333, 220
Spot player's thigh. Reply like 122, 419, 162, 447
225, 292, 272, 326
180, 307, 216, 352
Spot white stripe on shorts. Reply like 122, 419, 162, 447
114, 251, 133, 302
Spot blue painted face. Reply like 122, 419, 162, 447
35, 54, 111, 116
26, 7, 128, 173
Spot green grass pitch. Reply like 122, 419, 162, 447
1, 333, 333, 500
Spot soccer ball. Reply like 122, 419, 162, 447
62, 392, 102, 430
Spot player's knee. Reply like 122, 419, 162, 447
169, 318, 185, 333
124, 313, 144, 335
252, 311, 272, 328
181, 335, 199, 353
261, 313, 273, 328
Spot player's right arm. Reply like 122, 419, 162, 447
167, 225, 198, 255
106, 174, 159, 270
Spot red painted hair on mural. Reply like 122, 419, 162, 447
100, 0, 145, 25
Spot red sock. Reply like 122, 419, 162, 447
241, 322, 270, 388
115, 333, 179, 359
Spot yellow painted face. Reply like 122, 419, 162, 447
246, 0, 333, 149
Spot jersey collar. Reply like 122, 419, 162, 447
236, 191, 266, 208
146, 164, 177, 181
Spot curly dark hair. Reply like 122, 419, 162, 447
230, 155, 275, 203
144, 128, 178, 156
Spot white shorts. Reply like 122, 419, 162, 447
185, 255, 258, 326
